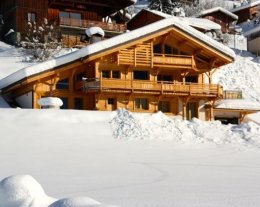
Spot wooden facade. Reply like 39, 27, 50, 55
2, 23, 234, 121
0, 0, 133, 45
231, 3, 260, 24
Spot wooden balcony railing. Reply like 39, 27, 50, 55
60, 17, 126, 33
80, 79, 223, 98
118, 48, 195, 69
223, 90, 242, 99
153, 54, 194, 68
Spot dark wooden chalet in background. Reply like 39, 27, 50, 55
0, 0, 135, 46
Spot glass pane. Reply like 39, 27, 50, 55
60, 97, 68, 109
74, 98, 83, 110
112, 71, 120, 79
70, 13, 81, 19
135, 98, 140, 109
134, 70, 149, 80
102, 70, 110, 78
56, 78, 69, 89
59, 11, 70, 18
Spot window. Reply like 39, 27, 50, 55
56, 78, 69, 89
185, 76, 198, 83
60, 97, 68, 109
28, 12, 36, 22
135, 98, 148, 110
112, 71, 120, 79
74, 98, 83, 110
153, 44, 161, 53
102, 70, 110, 78
172, 47, 178, 55
134, 70, 149, 80
59, 11, 81, 19
157, 75, 172, 82
75, 72, 85, 81
108, 98, 115, 105
158, 101, 170, 112
164, 45, 172, 54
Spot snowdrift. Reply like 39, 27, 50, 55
0, 175, 118, 207
110, 109, 260, 147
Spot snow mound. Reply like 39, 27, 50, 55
214, 50, 260, 103
85, 27, 105, 37
110, 108, 149, 139
38, 97, 63, 107
49, 197, 119, 207
49, 197, 100, 207
0, 175, 55, 207
110, 109, 260, 147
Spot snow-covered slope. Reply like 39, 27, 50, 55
213, 50, 260, 102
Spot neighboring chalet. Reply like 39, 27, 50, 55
0, 17, 235, 121
127, 9, 221, 34
231, 1, 260, 54
196, 7, 238, 34
230, 0, 260, 24
0, 0, 134, 46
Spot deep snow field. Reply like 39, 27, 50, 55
1, 108, 260, 207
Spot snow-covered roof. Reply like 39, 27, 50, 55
197, 7, 238, 20
0, 17, 235, 90
230, 0, 260, 13
143, 9, 221, 30
214, 99, 260, 110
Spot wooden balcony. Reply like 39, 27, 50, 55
60, 17, 126, 33
117, 44, 195, 69
80, 79, 223, 98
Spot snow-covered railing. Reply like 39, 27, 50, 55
60, 17, 126, 33
82, 79, 222, 97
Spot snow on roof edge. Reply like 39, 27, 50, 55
230, 0, 260, 13
198, 7, 238, 20
0, 17, 235, 90
214, 99, 260, 111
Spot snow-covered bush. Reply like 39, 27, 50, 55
20, 18, 62, 62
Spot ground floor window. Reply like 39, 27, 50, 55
74, 98, 83, 110
60, 97, 68, 109
135, 98, 148, 110
108, 98, 115, 105
158, 101, 170, 112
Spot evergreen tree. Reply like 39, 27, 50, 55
148, 0, 182, 15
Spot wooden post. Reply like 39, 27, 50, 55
182, 102, 187, 120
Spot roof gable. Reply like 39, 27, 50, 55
197, 7, 238, 20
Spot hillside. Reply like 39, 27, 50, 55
214, 50, 260, 102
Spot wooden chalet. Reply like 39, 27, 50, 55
0, 17, 235, 121
230, 0, 260, 24
0, 0, 134, 46
197, 7, 238, 34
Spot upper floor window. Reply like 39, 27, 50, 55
56, 78, 69, 90
134, 70, 149, 80
28, 12, 36, 22
59, 11, 81, 19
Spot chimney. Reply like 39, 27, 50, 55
85, 27, 105, 44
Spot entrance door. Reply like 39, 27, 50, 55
107, 97, 117, 111
186, 102, 198, 120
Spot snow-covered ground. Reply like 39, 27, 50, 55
1, 108, 260, 207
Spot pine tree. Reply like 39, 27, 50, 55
148, 0, 182, 15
